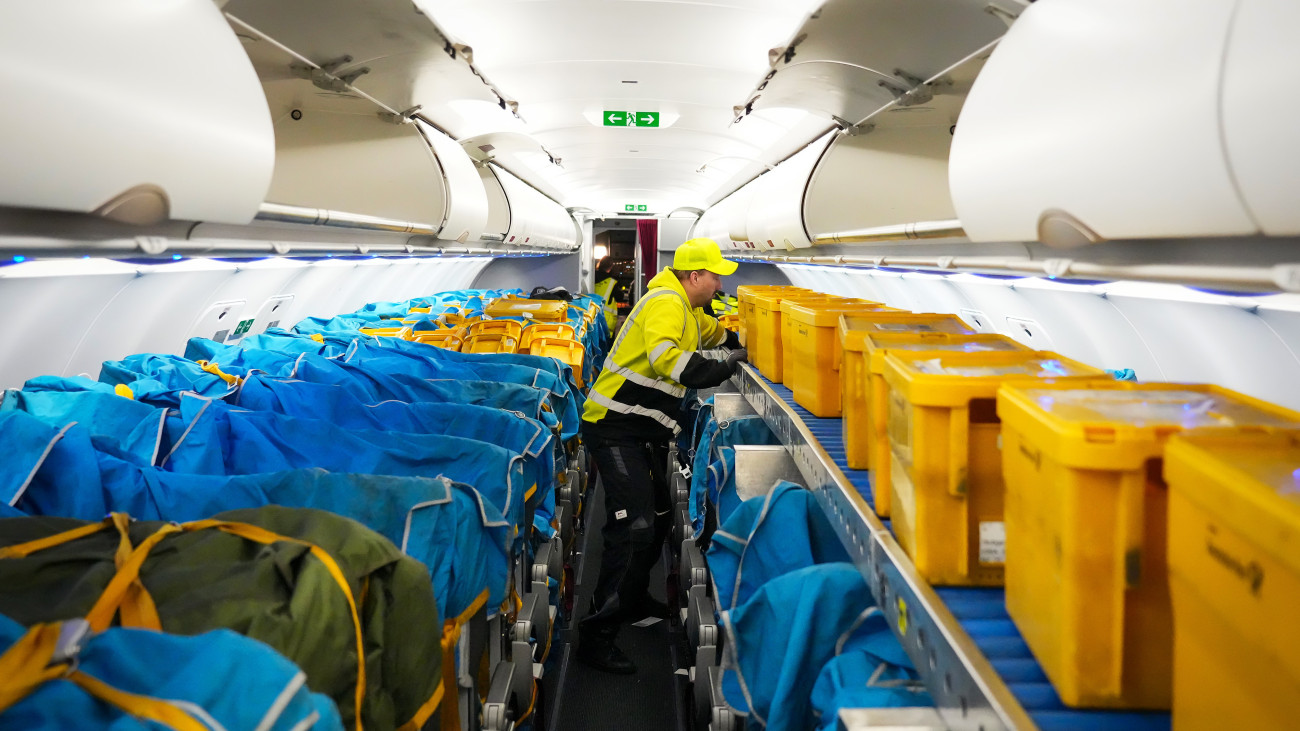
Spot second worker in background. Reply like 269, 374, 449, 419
577, 237, 747, 674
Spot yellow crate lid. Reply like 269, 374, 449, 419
408, 331, 463, 350
464, 332, 519, 353
358, 325, 410, 339
1165, 429, 1300, 575
782, 300, 894, 326
753, 291, 853, 310
883, 349, 1107, 406
838, 313, 976, 352
519, 323, 576, 350
483, 299, 569, 320
863, 333, 1029, 372
737, 285, 810, 300
467, 319, 524, 339
998, 381, 1300, 470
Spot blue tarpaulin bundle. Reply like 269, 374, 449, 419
719, 563, 881, 730
688, 409, 780, 533
809, 610, 930, 731
0, 615, 344, 731
7, 381, 532, 534
0, 409, 511, 620
706, 481, 851, 612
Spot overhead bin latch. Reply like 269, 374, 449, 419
1273, 265, 1300, 293
290, 55, 371, 93
880, 70, 953, 108
379, 105, 423, 125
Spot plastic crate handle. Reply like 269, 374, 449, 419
949, 405, 971, 572
1107, 467, 1147, 696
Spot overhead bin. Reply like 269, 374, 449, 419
741, 0, 1008, 130
261, 95, 450, 231
693, 134, 833, 252
418, 120, 490, 243
744, 133, 836, 251
0, 1, 274, 225
691, 186, 752, 250
948, 0, 1281, 244
804, 125, 958, 235
477, 165, 513, 241
1221, 0, 1300, 236
491, 165, 579, 250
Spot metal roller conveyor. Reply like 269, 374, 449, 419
731, 363, 1172, 731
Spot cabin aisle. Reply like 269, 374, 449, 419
546, 476, 688, 731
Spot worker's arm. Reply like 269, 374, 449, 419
643, 298, 738, 388
696, 308, 741, 349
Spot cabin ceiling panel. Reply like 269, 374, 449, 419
416, 0, 826, 211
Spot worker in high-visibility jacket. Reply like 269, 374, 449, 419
593, 257, 621, 335
577, 237, 747, 674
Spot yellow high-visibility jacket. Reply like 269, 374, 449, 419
582, 268, 740, 440
594, 277, 619, 330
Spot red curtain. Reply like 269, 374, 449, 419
636, 218, 658, 291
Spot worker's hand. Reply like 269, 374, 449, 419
725, 348, 748, 367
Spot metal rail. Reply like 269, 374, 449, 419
730, 363, 1037, 731
724, 251, 1300, 294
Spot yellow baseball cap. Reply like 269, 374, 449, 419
672, 237, 738, 276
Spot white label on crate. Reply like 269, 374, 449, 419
614, 509, 628, 520
979, 522, 1006, 565
516, 303, 542, 310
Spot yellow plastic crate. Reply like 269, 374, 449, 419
717, 313, 740, 332
358, 325, 410, 339
997, 382, 1300, 709
408, 306, 432, 314
444, 313, 480, 328
737, 285, 810, 359
839, 314, 979, 481
467, 319, 524, 342
858, 331, 1026, 516
882, 350, 1108, 587
752, 292, 856, 382
408, 331, 463, 350
1164, 430, 1300, 731
529, 338, 586, 388
519, 323, 576, 351
781, 300, 896, 417
462, 332, 519, 354
483, 299, 568, 322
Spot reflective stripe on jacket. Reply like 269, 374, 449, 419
581, 268, 734, 440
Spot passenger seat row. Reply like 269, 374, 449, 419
0, 287, 611, 731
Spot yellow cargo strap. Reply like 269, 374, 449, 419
109, 514, 163, 631
0, 518, 115, 560
427, 588, 490, 731
0, 515, 369, 731
195, 361, 241, 387
0, 622, 208, 731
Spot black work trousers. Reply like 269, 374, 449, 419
580, 429, 671, 638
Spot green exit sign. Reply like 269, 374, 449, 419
603, 111, 660, 127
624, 204, 649, 212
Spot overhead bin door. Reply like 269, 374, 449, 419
419, 121, 490, 243
494, 165, 578, 249
264, 106, 449, 229
0, 1, 274, 225
745, 132, 836, 250
948, 0, 1258, 244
